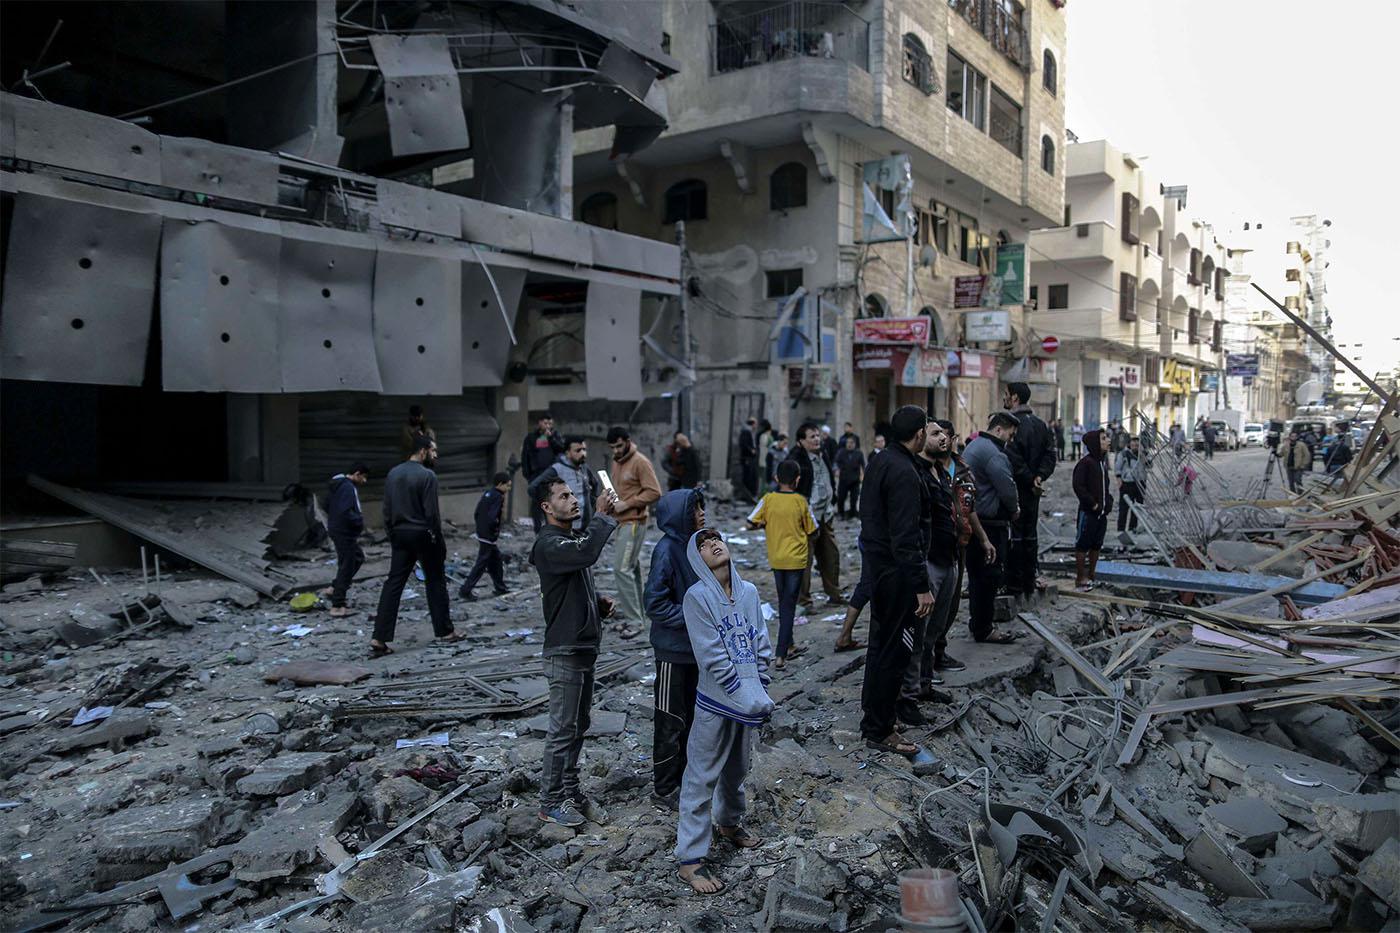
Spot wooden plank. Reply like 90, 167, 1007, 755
1093, 560, 1348, 606
27, 475, 290, 598
1253, 532, 1326, 572
1017, 612, 1116, 696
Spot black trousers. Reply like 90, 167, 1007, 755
836, 479, 861, 517
460, 541, 505, 596
967, 523, 1008, 641
653, 659, 699, 796
860, 564, 917, 741
1007, 487, 1040, 596
373, 527, 452, 643
330, 533, 364, 607
739, 459, 758, 501
1117, 481, 1143, 532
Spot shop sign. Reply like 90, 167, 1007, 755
958, 350, 991, 378
900, 346, 949, 388
1162, 360, 1196, 394
1200, 372, 1220, 391
1226, 352, 1260, 376
954, 275, 985, 308
964, 309, 1011, 342
1108, 363, 1141, 389
993, 243, 1025, 306
854, 317, 931, 346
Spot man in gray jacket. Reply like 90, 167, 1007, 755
962, 413, 1021, 644
553, 436, 601, 529
1114, 436, 1147, 532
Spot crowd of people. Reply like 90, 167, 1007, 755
320, 395, 1179, 895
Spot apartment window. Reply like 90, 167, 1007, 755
902, 34, 935, 95
1063, 204, 1072, 226
1189, 248, 1202, 285
1188, 308, 1200, 344
663, 179, 707, 223
961, 226, 992, 270
1029, 285, 1038, 307
579, 191, 618, 230
1042, 49, 1057, 95
1120, 192, 1140, 245
989, 85, 1022, 156
1285, 268, 1302, 282
1214, 267, 1225, 300
917, 208, 949, 255
864, 293, 890, 317
1212, 320, 1223, 352
1047, 284, 1069, 310
1286, 240, 1300, 254
765, 268, 804, 298
1040, 135, 1055, 175
1119, 272, 1137, 321
946, 51, 986, 130
770, 162, 808, 211
1144, 356, 1160, 384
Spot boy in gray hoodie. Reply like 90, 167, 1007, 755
675, 528, 775, 895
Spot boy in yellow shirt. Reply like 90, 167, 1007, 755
746, 459, 817, 668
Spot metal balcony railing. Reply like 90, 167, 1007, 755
948, 0, 1029, 70
711, 2, 870, 76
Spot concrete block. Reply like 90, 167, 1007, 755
1184, 830, 1266, 898
371, 774, 435, 819
1258, 848, 1341, 894
1277, 706, 1386, 774
761, 880, 832, 932
234, 751, 349, 797
459, 817, 505, 855
94, 797, 223, 863
1220, 896, 1338, 931
1138, 882, 1250, 933
1203, 798, 1288, 852
1311, 793, 1400, 853
50, 710, 155, 753
232, 791, 360, 882
1355, 837, 1400, 910
1198, 725, 1363, 825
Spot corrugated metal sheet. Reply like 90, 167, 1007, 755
297, 391, 498, 490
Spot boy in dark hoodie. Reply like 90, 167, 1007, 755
675, 528, 774, 895
644, 487, 706, 809
1071, 429, 1113, 591
459, 471, 511, 600
326, 464, 368, 617
530, 470, 619, 828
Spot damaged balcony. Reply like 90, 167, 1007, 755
710, 1, 870, 75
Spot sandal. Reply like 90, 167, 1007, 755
435, 631, 467, 644
787, 644, 809, 659
678, 863, 725, 896
834, 640, 864, 653
369, 641, 395, 657
715, 825, 762, 849
774, 657, 787, 670
865, 735, 920, 757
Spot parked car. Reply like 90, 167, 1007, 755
1285, 419, 1330, 463
1193, 420, 1239, 451
1242, 423, 1266, 447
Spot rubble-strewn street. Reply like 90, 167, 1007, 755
3, 441, 1397, 932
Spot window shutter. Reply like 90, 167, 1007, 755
1212, 320, 1222, 351
1119, 272, 1137, 321
1214, 267, 1224, 300
1189, 248, 1201, 285
1121, 193, 1140, 245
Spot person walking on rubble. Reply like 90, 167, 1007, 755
1072, 429, 1113, 591
747, 459, 817, 669
675, 528, 772, 895
606, 426, 662, 639
1003, 381, 1056, 601
371, 437, 462, 656
400, 405, 436, 460
531, 470, 618, 828
857, 405, 933, 757
787, 422, 843, 608
522, 412, 567, 531
963, 412, 1023, 646
459, 471, 511, 601
326, 462, 369, 618
644, 487, 707, 810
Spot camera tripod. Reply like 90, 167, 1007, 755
1261, 444, 1287, 496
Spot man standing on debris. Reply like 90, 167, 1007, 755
675, 527, 772, 895
1114, 436, 1147, 533
1072, 429, 1113, 591
1003, 382, 1056, 601
400, 405, 436, 460
521, 413, 567, 531
530, 470, 618, 828
663, 431, 702, 492
459, 471, 511, 601
963, 412, 1022, 645
787, 422, 843, 608
1052, 417, 1066, 462
737, 417, 759, 503
820, 425, 839, 467
1287, 429, 1311, 492
934, 420, 985, 679
765, 432, 788, 491
606, 426, 662, 638
326, 462, 368, 618
553, 436, 601, 530
644, 487, 706, 810
371, 438, 461, 656
834, 435, 865, 520
857, 405, 933, 757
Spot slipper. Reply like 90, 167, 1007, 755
865, 737, 919, 757
834, 640, 864, 653
787, 644, 809, 659
774, 657, 787, 670
979, 630, 1023, 645
435, 631, 467, 644
715, 825, 761, 849
369, 642, 395, 657
678, 864, 725, 896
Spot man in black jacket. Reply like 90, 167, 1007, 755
1003, 382, 1056, 600
834, 437, 865, 519
737, 418, 759, 503
787, 423, 843, 606
327, 463, 368, 618
459, 471, 512, 601
857, 405, 933, 757
371, 438, 460, 655
531, 470, 618, 828
522, 413, 566, 531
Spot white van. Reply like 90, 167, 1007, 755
1242, 423, 1265, 447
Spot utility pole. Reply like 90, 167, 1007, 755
675, 220, 692, 434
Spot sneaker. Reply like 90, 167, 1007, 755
493, 588, 510, 597
651, 789, 680, 811
579, 798, 609, 824
896, 701, 927, 727
459, 589, 478, 602
933, 653, 966, 672
539, 800, 586, 827
922, 670, 945, 687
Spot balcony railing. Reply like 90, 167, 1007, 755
948, 0, 1029, 69
711, 2, 870, 76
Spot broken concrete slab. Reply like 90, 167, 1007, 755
1197, 725, 1364, 824
1355, 836, 1400, 910
1220, 896, 1339, 931
94, 797, 224, 864
761, 879, 833, 932
263, 660, 372, 686
1184, 830, 1267, 898
339, 867, 484, 931
340, 853, 430, 903
371, 774, 436, 819
1258, 847, 1341, 896
232, 791, 361, 882
49, 709, 155, 753
1138, 881, 1250, 933
234, 751, 350, 797
1204, 798, 1288, 852
1311, 792, 1400, 853
1274, 706, 1387, 774
460, 817, 505, 855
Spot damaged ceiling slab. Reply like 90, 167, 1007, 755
367, 34, 471, 158
372, 246, 464, 394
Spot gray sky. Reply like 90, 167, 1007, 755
1065, 0, 1400, 380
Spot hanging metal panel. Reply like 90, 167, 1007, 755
369, 35, 470, 157
0, 194, 159, 386
460, 263, 526, 387
584, 281, 643, 400
277, 229, 383, 393
159, 136, 280, 206
372, 248, 463, 394
8, 94, 162, 183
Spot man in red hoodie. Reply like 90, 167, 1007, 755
1071, 429, 1113, 591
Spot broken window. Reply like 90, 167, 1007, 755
903, 34, 935, 95
770, 162, 808, 211
663, 179, 708, 223
989, 84, 1022, 157
946, 50, 986, 130
1047, 284, 1069, 310
1121, 192, 1140, 245
766, 268, 804, 298
580, 192, 619, 230
1120, 272, 1137, 321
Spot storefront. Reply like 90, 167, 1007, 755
948, 350, 996, 440
1158, 360, 1197, 433
1079, 358, 1142, 430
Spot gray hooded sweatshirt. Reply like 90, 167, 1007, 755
682, 531, 775, 727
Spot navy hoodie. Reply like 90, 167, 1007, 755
645, 489, 702, 663
326, 474, 364, 538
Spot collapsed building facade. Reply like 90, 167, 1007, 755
1, 0, 680, 526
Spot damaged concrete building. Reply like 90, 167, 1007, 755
1, 0, 680, 528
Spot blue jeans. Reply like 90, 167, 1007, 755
773, 569, 804, 658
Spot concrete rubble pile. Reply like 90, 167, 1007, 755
1, 426, 1397, 932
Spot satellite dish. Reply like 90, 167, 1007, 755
919, 245, 938, 268
1295, 379, 1323, 405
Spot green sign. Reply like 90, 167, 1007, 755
993, 243, 1025, 306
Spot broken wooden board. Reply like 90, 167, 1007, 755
1093, 561, 1347, 606
28, 475, 294, 598
0, 538, 78, 578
